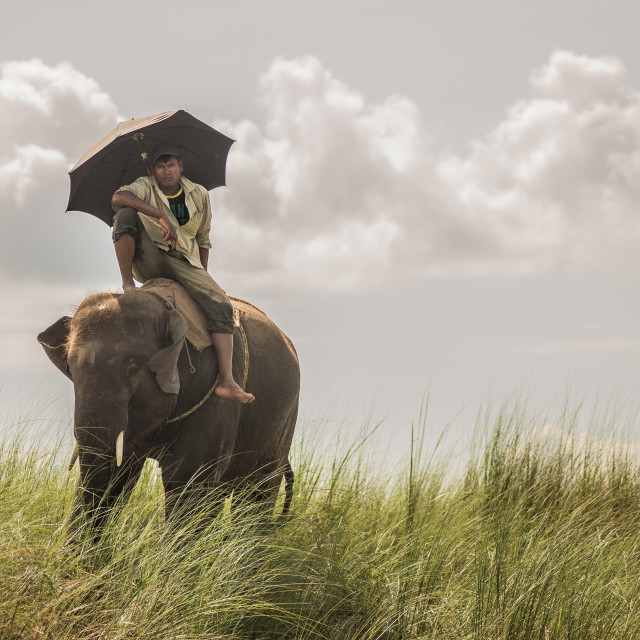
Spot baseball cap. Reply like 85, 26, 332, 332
150, 142, 181, 164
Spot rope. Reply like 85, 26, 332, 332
184, 341, 196, 374
166, 374, 219, 424
239, 317, 250, 388
166, 315, 250, 424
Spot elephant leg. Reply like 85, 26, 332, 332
161, 475, 227, 534
106, 455, 147, 505
237, 461, 295, 523
231, 471, 284, 528
68, 456, 146, 540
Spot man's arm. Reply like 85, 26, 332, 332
112, 190, 178, 244
195, 187, 212, 270
195, 187, 213, 250
199, 247, 209, 271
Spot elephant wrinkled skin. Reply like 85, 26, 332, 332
37, 284, 300, 529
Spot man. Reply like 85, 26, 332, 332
111, 142, 255, 404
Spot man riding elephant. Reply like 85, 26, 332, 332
111, 142, 254, 404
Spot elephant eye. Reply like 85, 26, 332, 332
125, 361, 140, 380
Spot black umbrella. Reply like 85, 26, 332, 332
67, 110, 234, 225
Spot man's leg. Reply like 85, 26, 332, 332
112, 208, 166, 290
211, 331, 255, 403
162, 253, 254, 404
114, 234, 137, 291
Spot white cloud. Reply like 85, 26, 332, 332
212, 55, 444, 293
0, 60, 119, 285
0, 59, 120, 159
0, 144, 67, 206
209, 51, 640, 292
530, 51, 632, 110
4, 52, 640, 296
438, 51, 640, 276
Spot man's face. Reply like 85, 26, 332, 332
153, 155, 183, 193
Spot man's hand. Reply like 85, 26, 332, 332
113, 190, 178, 246
158, 214, 178, 245
199, 247, 209, 270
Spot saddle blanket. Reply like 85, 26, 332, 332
140, 278, 240, 351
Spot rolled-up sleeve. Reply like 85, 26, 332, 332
112, 178, 151, 211
195, 188, 213, 249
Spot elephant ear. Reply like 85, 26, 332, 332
37, 316, 72, 380
147, 309, 188, 395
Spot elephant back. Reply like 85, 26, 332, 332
231, 297, 298, 367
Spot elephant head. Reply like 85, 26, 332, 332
38, 292, 188, 511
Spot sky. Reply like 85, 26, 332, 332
3, 0, 640, 459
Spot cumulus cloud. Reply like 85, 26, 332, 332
211, 51, 640, 292
0, 59, 120, 159
439, 51, 640, 275
3, 52, 640, 296
212, 55, 445, 293
0, 59, 119, 285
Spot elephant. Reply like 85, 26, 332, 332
37, 280, 300, 530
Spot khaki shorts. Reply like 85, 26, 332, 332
112, 207, 234, 334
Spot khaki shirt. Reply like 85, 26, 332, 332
113, 175, 212, 269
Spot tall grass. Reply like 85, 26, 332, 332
3, 403, 640, 639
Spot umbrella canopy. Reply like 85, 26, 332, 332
67, 110, 234, 225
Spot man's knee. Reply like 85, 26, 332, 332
205, 293, 235, 334
208, 312, 235, 334
177, 274, 235, 333
112, 207, 140, 243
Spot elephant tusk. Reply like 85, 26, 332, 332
116, 431, 125, 467
68, 442, 79, 471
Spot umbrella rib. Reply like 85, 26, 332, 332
120, 136, 144, 187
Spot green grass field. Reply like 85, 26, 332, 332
2, 404, 640, 639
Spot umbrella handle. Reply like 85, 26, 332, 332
149, 187, 180, 250
133, 132, 153, 176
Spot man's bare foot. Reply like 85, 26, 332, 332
122, 279, 137, 292
215, 378, 255, 403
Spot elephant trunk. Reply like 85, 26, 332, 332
73, 388, 129, 510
